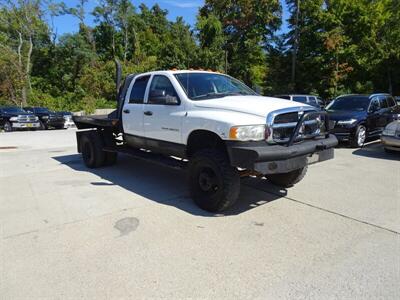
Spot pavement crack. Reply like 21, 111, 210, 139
244, 183, 400, 235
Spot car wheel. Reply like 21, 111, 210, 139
267, 165, 308, 188
350, 125, 367, 148
4, 121, 13, 132
80, 132, 106, 168
188, 149, 240, 213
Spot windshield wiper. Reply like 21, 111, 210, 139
192, 91, 247, 100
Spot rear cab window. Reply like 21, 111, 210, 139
129, 75, 150, 104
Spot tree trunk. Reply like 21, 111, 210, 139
291, 0, 300, 91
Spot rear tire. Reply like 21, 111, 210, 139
267, 165, 308, 188
80, 132, 106, 168
4, 121, 12, 132
188, 149, 240, 212
350, 125, 366, 148
104, 152, 118, 166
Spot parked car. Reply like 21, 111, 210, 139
58, 111, 75, 128
73, 67, 337, 213
0, 107, 40, 132
275, 94, 322, 109
381, 120, 400, 153
326, 93, 399, 147
24, 107, 65, 129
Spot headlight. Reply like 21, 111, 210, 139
34, 116, 39, 121
42, 116, 49, 119
229, 125, 266, 141
9, 117, 18, 121
337, 119, 357, 125
382, 129, 396, 136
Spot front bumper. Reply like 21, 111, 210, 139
381, 134, 400, 149
12, 122, 40, 129
45, 120, 65, 127
330, 126, 356, 141
227, 135, 338, 174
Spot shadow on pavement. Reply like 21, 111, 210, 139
352, 141, 400, 161
53, 153, 287, 217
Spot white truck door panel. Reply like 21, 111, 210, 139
143, 75, 184, 144
122, 75, 150, 139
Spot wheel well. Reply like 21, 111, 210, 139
186, 130, 227, 158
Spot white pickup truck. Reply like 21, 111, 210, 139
74, 67, 337, 212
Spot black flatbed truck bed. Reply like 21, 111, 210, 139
73, 112, 120, 130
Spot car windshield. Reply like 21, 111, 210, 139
2, 107, 26, 114
326, 96, 370, 111
174, 72, 257, 100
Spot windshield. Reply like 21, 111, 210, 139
326, 96, 370, 111
2, 107, 26, 114
174, 73, 257, 100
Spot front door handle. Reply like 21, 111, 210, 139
123, 109, 130, 114
144, 111, 153, 116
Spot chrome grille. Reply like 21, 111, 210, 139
17, 115, 37, 123
267, 108, 326, 144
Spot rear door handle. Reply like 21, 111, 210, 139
144, 111, 153, 116
123, 109, 130, 114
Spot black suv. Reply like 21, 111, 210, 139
24, 107, 65, 129
326, 93, 399, 147
0, 107, 40, 132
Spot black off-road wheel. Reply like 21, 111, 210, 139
80, 133, 106, 168
188, 149, 240, 212
350, 125, 367, 148
267, 165, 308, 188
4, 121, 13, 132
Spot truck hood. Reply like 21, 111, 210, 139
193, 95, 312, 117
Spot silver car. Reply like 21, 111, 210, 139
381, 120, 400, 153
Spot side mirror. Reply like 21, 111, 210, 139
149, 90, 179, 105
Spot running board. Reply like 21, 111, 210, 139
102, 145, 187, 170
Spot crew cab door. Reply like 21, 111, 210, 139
143, 75, 185, 155
122, 75, 151, 148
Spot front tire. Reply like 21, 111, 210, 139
4, 121, 13, 132
350, 125, 366, 148
188, 149, 240, 212
267, 165, 308, 188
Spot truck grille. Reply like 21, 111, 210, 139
268, 109, 327, 144
17, 115, 37, 122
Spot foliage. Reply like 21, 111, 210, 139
0, 0, 399, 111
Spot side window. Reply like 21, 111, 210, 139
148, 75, 180, 105
379, 96, 388, 109
387, 96, 396, 107
129, 75, 150, 104
369, 98, 380, 112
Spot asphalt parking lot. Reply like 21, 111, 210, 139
0, 129, 399, 299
